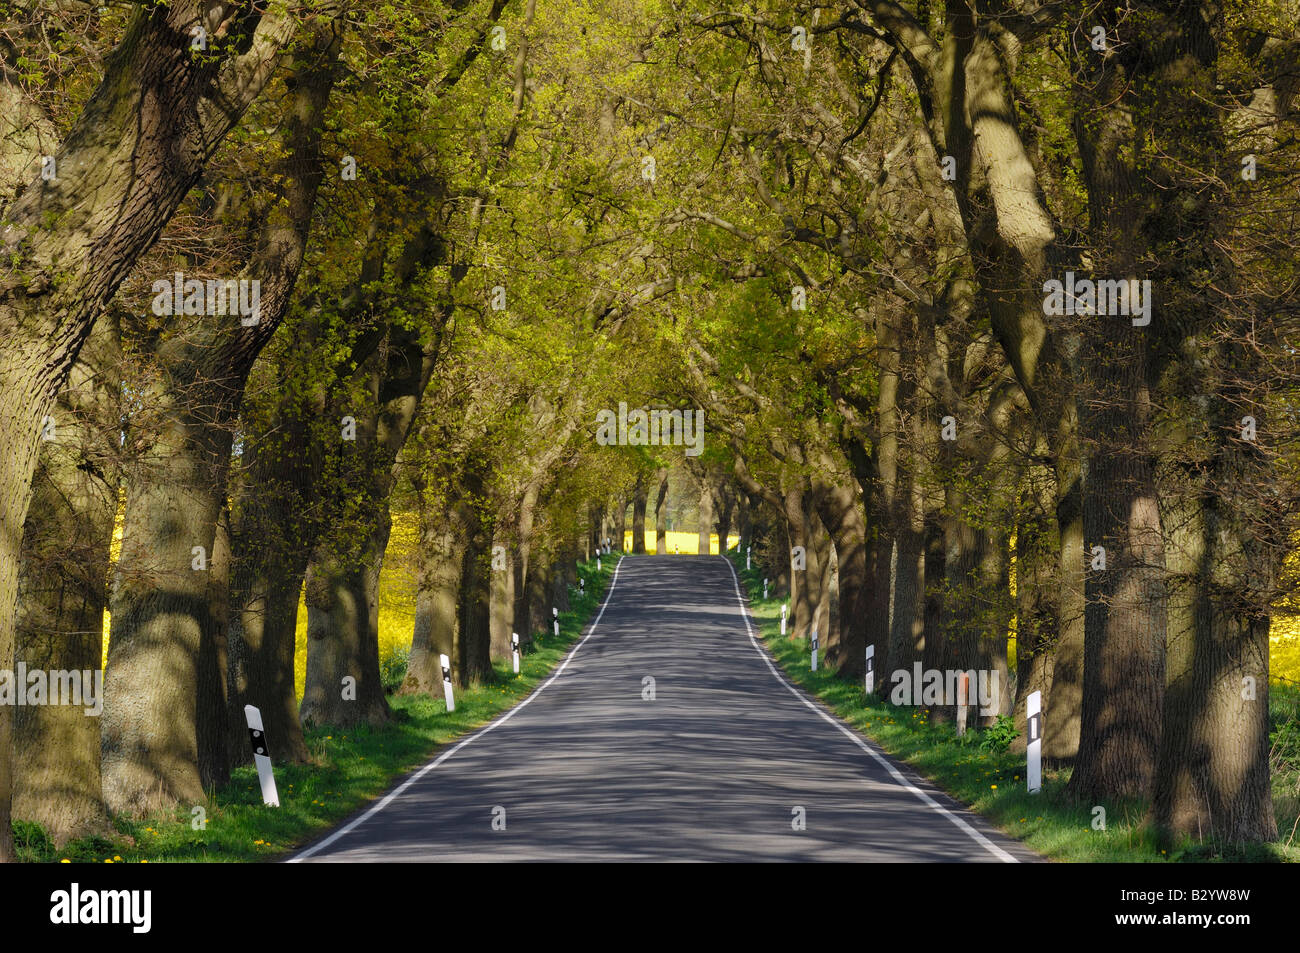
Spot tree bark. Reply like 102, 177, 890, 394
654, 468, 669, 553
404, 491, 470, 694
13, 310, 121, 843
632, 474, 648, 553
813, 479, 868, 677
697, 475, 714, 555
489, 524, 516, 660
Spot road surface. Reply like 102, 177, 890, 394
290, 555, 1038, 862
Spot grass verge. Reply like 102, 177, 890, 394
730, 551, 1300, 863
17, 554, 617, 863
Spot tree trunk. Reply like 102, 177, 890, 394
1067, 326, 1166, 800
457, 497, 494, 687
1011, 464, 1061, 752
715, 485, 734, 555
300, 504, 393, 727
697, 476, 714, 555
814, 480, 868, 679
654, 469, 669, 553
226, 404, 320, 766
100, 413, 234, 814
490, 524, 516, 660
403, 487, 470, 695
13, 311, 121, 843
632, 474, 648, 554
737, 492, 753, 557
513, 482, 542, 645
889, 473, 926, 680
613, 496, 628, 552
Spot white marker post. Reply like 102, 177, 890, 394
1027, 690, 1043, 794
441, 654, 455, 713
579, 577, 586, 594
763, 577, 768, 600
511, 632, 521, 674
243, 705, 280, 807
956, 672, 969, 737
780, 602, 787, 635
597, 555, 602, 572
810, 629, 819, 672
865, 644, 874, 695
746, 546, 751, 570
553, 606, 559, 637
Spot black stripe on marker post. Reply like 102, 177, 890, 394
248, 727, 269, 758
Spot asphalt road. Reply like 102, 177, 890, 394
290, 555, 1038, 862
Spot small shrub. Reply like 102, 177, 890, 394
979, 714, 1019, 753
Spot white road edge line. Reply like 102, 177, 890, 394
721, 556, 1020, 864
287, 555, 628, 862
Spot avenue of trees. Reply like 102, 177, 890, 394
0, 0, 1296, 858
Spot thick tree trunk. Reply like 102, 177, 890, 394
783, 497, 810, 638
490, 524, 516, 660
928, 486, 980, 725
13, 312, 121, 843
513, 482, 542, 645
225, 397, 321, 767
458, 503, 494, 687
549, 550, 573, 614
1047, 456, 1086, 761
865, 302, 907, 695
715, 485, 734, 555
226, 535, 311, 764
526, 549, 552, 636
101, 415, 234, 815
1067, 18, 1178, 800
1067, 328, 1166, 800
809, 509, 835, 650
613, 497, 628, 552
300, 504, 393, 727
736, 492, 753, 557
1152, 477, 1276, 841
403, 490, 469, 695
918, 516, 946, 709
1011, 464, 1061, 751
814, 481, 868, 676
199, 509, 232, 789
889, 473, 926, 681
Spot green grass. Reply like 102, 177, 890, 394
19, 554, 617, 863
729, 550, 1300, 863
